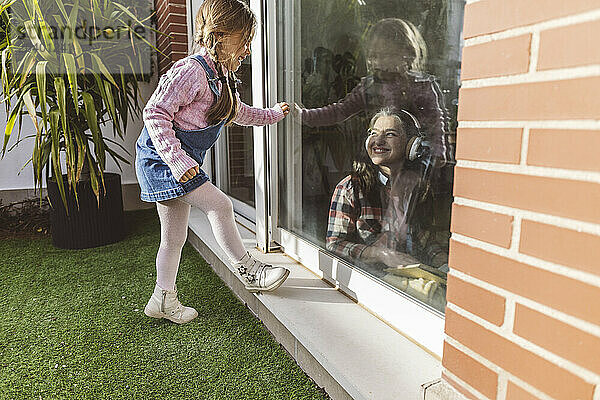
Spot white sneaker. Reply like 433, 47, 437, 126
144, 283, 198, 324
235, 253, 290, 293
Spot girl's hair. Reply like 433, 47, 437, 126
366, 18, 428, 72
352, 107, 415, 196
191, 0, 256, 125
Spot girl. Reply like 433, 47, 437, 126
135, 0, 290, 324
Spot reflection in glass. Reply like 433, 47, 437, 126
277, 0, 464, 312
327, 109, 448, 311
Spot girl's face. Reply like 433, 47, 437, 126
218, 32, 252, 71
366, 115, 407, 170
367, 39, 414, 74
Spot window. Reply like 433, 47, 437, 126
276, 0, 464, 314
217, 59, 256, 209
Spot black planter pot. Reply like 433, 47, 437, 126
47, 172, 125, 249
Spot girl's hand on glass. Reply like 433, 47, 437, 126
278, 102, 290, 116
179, 165, 199, 183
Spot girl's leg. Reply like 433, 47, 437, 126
180, 182, 289, 292
155, 198, 191, 290
145, 198, 197, 324
179, 181, 247, 263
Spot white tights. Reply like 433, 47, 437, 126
155, 182, 248, 290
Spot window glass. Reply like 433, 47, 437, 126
277, 0, 464, 313
221, 59, 255, 208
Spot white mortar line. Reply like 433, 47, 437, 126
456, 159, 600, 183
519, 127, 529, 165
496, 374, 508, 400
464, 9, 600, 46
458, 120, 600, 129
441, 367, 488, 400
502, 299, 516, 334
446, 335, 556, 400
461, 65, 600, 88
453, 197, 600, 236
451, 233, 600, 289
528, 32, 540, 73
450, 269, 600, 338
508, 216, 522, 253
594, 384, 600, 400
447, 303, 600, 386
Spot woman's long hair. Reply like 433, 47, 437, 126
191, 0, 256, 125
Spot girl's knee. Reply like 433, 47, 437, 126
214, 195, 234, 216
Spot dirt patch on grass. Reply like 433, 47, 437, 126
0, 198, 50, 239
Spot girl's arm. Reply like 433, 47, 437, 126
143, 59, 209, 181
233, 94, 286, 126
299, 79, 366, 127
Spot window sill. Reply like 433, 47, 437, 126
188, 208, 441, 400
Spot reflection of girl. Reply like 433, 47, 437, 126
136, 0, 290, 324
326, 108, 448, 269
299, 18, 454, 167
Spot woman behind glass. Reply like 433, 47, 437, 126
326, 108, 448, 309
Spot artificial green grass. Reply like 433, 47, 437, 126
0, 209, 329, 400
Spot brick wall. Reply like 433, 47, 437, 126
155, 0, 189, 75
443, 1, 600, 399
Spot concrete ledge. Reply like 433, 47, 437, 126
422, 379, 468, 400
187, 208, 441, 400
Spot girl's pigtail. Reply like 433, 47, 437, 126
205, 61, 239, 125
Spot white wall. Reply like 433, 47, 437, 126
0, 76, 158, 192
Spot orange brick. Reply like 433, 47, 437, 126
451, 204, 514, 248
463, 0, 600, 38
461, 35, 531, 80
169, 42, 188, 53
443, 342, 498, 399
514, 304, 600, 375
447, 274, 506, 326
165, 13, 187, 25
458, 77, 600, 121
449, 240, 600, 326
163, 23, 188, 35
538, 20, 600, 70
442, 372, 479, 400
506, 381, 540, 400
520, 220, 600, 276
456, 128, 522, 164
453, 167, 600, 224
527, 129, 600, 172
445, 309, 595, 400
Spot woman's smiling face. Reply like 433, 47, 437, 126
366, 115, 407, 170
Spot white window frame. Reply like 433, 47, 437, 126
260, 0, 446, 357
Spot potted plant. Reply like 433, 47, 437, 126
0, 0, 155, 248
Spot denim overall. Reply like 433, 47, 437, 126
135, 55, 226, 202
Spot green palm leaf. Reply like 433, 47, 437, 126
90, 52, 117, 87
2, 105, 19, 156
62, 53, 78, 114
35, 60, 47, 133
49, 109, 68, 213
